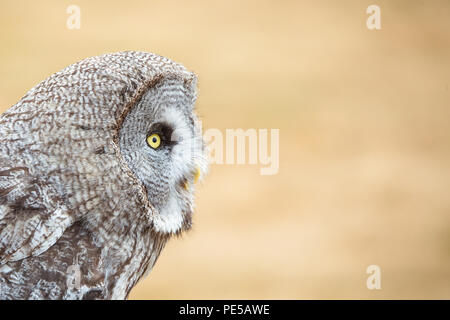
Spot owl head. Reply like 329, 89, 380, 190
118, 75, 208, 234
0, 51, 209, 241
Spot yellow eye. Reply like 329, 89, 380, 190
147, 133, 161, 149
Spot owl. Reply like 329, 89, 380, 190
0, 51, 208, 299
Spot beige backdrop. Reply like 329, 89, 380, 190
0, 0, 449, 299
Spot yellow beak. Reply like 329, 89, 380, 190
183, 167, 201, 191
193, 166, 201, 184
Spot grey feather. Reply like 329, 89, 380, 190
0, 51, 208, 299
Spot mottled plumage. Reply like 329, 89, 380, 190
0, 51, 207, 299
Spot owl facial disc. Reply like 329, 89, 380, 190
118, 76, 208, 234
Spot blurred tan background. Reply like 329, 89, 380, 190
1, 0, 449, 299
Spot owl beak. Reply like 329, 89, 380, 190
193, 167, 201, 184
181, 166, 201, 191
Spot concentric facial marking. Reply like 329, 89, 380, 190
118, 77, 208, 234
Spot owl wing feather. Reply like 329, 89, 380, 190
0, 159, 74, 265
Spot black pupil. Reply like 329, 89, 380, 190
152, 137, 157, 143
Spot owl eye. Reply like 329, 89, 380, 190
146, 133, 161, 149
